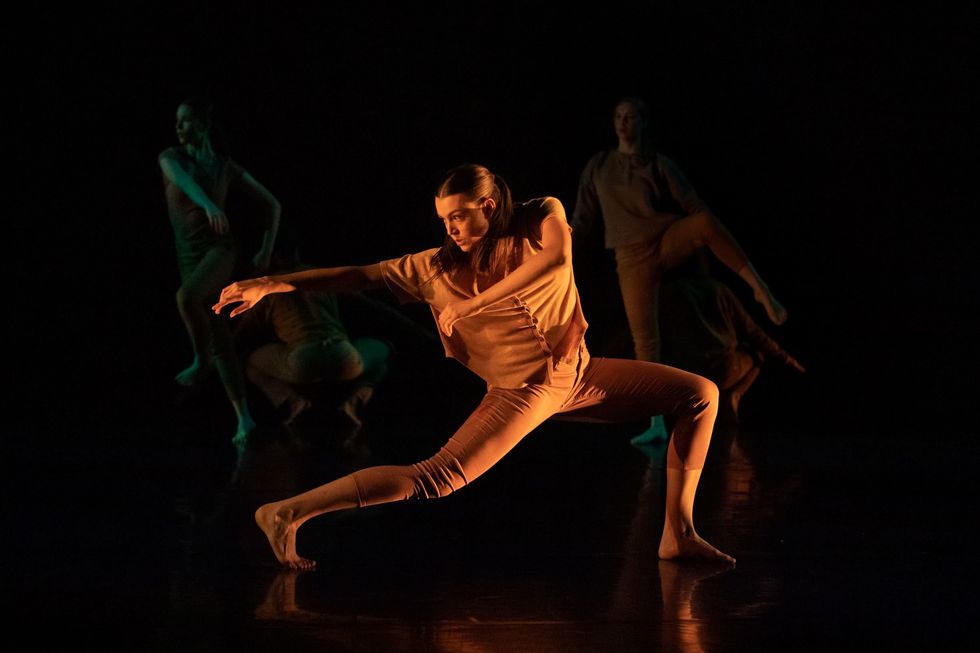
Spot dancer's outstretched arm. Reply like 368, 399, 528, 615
213, 264, 384, 318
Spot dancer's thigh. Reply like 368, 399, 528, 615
558, 357, 714, 423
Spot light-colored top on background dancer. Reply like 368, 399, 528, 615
572, 150, 708, 249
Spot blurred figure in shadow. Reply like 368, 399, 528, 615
659, 267, 805, 426
573, 96, 788, 444
234, 223, 391, 455
159, 97, 281, 443
215, 164, 735, 571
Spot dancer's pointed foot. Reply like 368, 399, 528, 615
755, 289, 788, 325
255, 504, 316, 570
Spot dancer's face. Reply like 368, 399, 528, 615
614, 101, 642, 144
434, 193, 493, 252
176, 104, 207, 147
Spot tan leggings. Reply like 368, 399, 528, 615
346, 352, 718, 511
615, 211, 749, 363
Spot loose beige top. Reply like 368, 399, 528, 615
381, 198, 589, 388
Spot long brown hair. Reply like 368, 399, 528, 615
432, 164, 515, 275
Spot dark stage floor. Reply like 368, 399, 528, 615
9, 361, 979, 653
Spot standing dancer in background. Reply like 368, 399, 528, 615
160, 97, 281, 443
572, 96, 787, 443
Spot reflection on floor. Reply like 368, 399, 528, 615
9, 391, 979, 650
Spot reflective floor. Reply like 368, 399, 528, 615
9, 369, 978, 651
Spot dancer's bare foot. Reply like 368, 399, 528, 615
755, 289, 788, 325
232, 416, 257, 448
659, 522, 735, 565
255, 504, 316, 570
175, 357, 212, 386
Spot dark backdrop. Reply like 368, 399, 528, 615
13, 2, 978, 443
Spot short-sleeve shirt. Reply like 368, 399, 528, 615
572, 150, 707, 249
380, 198, 589, 388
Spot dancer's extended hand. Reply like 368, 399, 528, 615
206, 208, 230, 236
212, 277, 296, 317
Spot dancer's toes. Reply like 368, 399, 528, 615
288, 556, 317, 571
702, 543, 735, 565
660, 528, 736, 565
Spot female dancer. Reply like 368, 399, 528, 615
573, 96, 788, 441
214, 164, 733, 570
160, 97, 281, 442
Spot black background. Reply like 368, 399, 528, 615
13, 1, 979, 442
